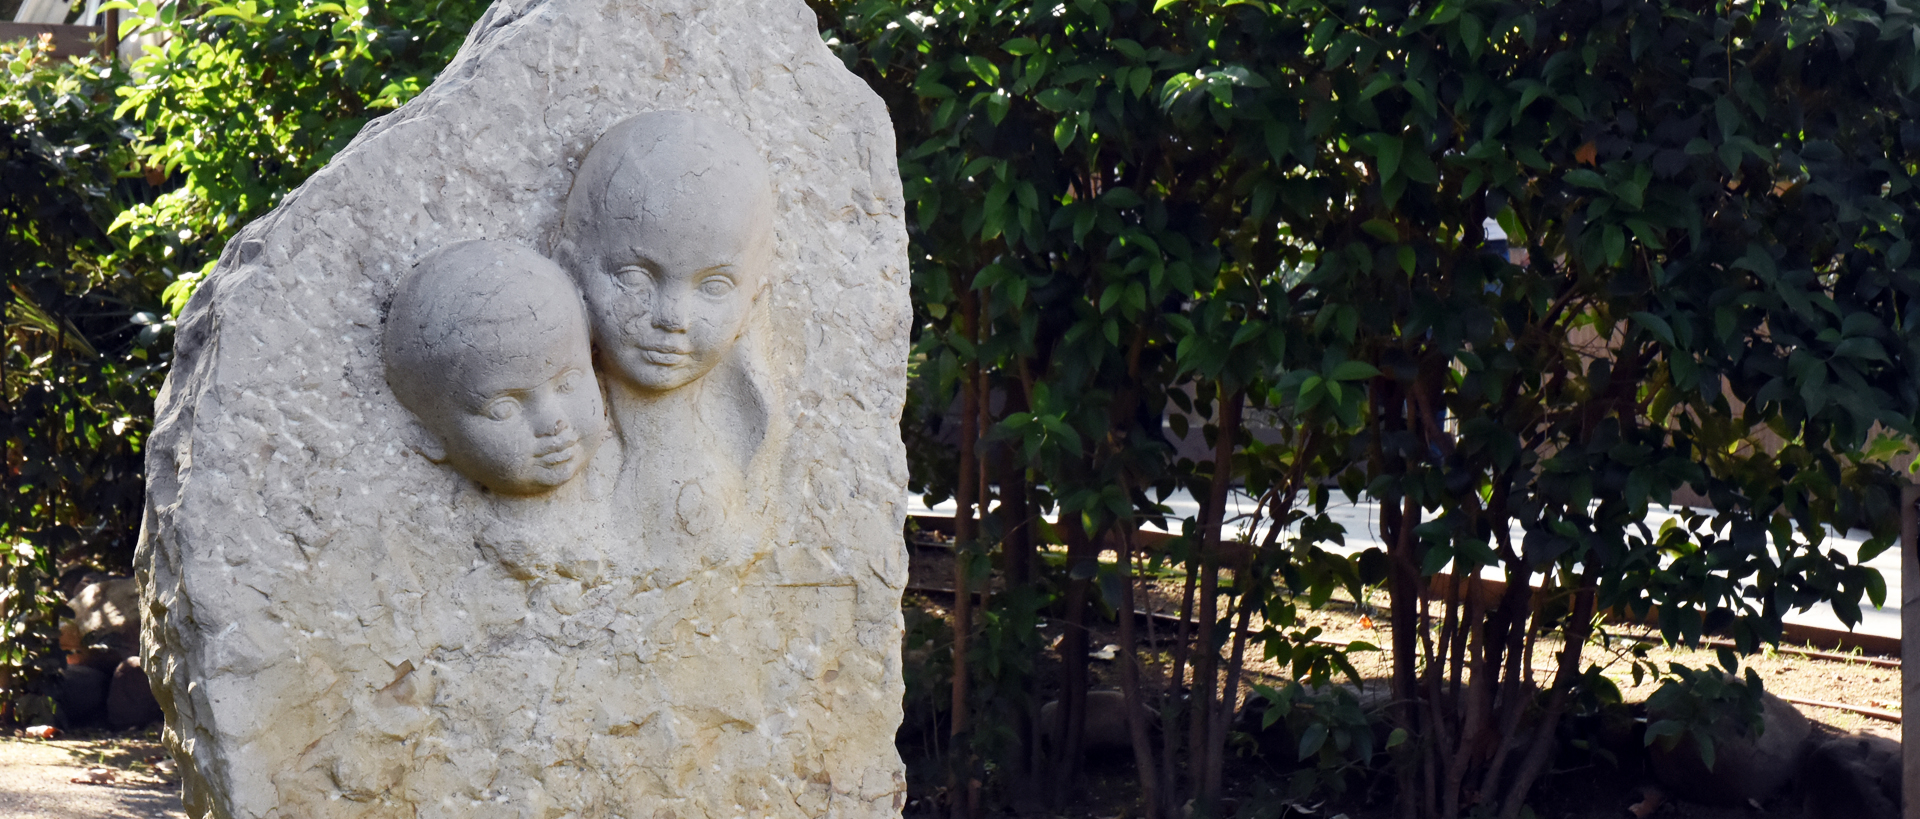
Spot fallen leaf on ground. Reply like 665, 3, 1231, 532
23, 725, 57, 739
70, 767, 117, 785
1628, 785, 1665, 818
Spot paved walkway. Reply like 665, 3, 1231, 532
0, 737, 183, 819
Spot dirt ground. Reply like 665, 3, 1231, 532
0, 730, 183, 819
1274, 588, 1902, 740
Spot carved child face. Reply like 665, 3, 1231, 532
428, 319, 602, 495
562, 112, 774, 394
385, 241, 607, 495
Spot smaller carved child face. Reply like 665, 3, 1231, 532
432, 321, 602, 495
385, 241, 607, 495
561, 112, 775, 394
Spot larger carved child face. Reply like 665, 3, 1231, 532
385, 241, 608, 495
573, 189, 768, 393
562, 112, 774, 394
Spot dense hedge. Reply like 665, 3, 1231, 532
816, 1, 1920, 816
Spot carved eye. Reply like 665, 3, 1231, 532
556, 369, 581, 394
699, 276, 735, 297
484, 397, 521, 421
613, 265, 653, 289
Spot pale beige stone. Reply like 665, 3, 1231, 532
134, 0, 910, 815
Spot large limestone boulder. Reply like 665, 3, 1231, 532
134, 0, 910, 816
107, 657, 165, 731
1646, 687, 1811, 805
1801, 734, 1901, 819
60, 575, 139, 672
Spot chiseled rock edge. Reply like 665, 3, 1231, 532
134, 0, 910, 815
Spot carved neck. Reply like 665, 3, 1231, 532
602, 376, 702, 458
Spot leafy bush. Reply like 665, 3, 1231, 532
1, 38, 162, 700
106, 0, 491, 310
1644, 661, 1768, 772
0, 0, 487, 708
819, 1, 1920, 817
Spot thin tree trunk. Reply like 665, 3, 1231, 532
993, 444, 1041, 806
949, 287, 980, 819
1207, 567, 1258, 802
1115, 523, 1162, 819
1496, 572, 1597, 819
1386, 489, 1424, 819
1165, 551, 1198, 785
1441, 573, 1489, 819
1190, 387, 1243, 811
1475, 569, 1537, 801
1055, 516, 1096, 802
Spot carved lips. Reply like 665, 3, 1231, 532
636, 344, 692, 366
533, 431, 583, 469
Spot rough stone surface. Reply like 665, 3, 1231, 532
107, 658, 165, 731
1041, 691, 1153, 755
54, 665, 110, 727
1647, 688, 1811, 805
1801, 734, 1901, 819
133, 0, 910, 815
62, 576, 140, 672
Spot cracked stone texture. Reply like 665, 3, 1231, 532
133, 0, 910, 815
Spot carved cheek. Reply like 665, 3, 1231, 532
586, 286, 626, 341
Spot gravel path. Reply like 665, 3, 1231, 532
0, 736, 183, 819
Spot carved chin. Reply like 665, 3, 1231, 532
615, 354, 708, 392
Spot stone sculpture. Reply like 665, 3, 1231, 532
134, 0, 911, 816
384, 240, 606, 496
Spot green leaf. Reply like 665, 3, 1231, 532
1361, 218, 1398, 242
1630, 311, 1675, 346
1054, 118, 1078, 151
1035, 87, 1078, 112
1565, 168, 1607, 190
985, 91, 1011, 124
965, 55, 1000, 85
1644, 718, 1683, 746
1003, 37, 1040, 56
1374, 134, 1403, 182
1297, 721, 1329, 760
1330, 361, 1380, 381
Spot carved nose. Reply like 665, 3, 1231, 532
531, 399, 569, 437
651, 295, 688, 332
